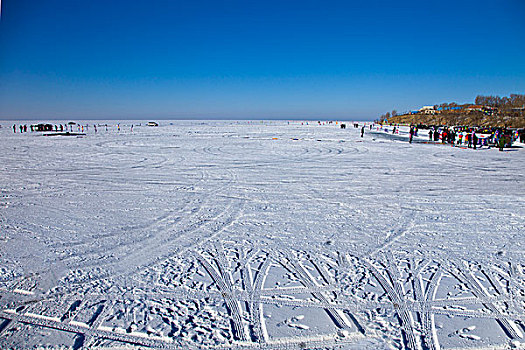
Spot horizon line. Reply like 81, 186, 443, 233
0, 116, 376, 122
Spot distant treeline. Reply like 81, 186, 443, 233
432, 94, 525, 109
473, 94, 525, 108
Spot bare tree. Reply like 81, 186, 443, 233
475, 95, 484, 105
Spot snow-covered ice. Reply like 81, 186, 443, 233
0, 120, 524, 349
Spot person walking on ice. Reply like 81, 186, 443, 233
361, 126, 365, 137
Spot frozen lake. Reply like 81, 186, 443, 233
0, 120, 524, 349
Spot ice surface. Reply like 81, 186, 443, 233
0, 120, 524, 349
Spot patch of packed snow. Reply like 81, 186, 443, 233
0, 120, 524, 349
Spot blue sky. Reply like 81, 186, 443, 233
1, 0, 524, 120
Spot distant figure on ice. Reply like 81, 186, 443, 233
409, 126, 414, 143
472, 133, 478, 150
361, 126, 365, 137
428, 129, 433, 141
498, 136, 506, 151
13, 124, 16, 133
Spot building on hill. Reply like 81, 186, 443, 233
419, 106, 436, 114
466, 105, 483, 112
466, 105, 498, 115
436, 106, 463, 111
483, 106, 498, 115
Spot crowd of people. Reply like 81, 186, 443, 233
376, 123, 524, 151
13, 123, 76, 133
10, 123, 132, 134
424, 126, 521, 151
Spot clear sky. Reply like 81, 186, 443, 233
1, 0, 524, 120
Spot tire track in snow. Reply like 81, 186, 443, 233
444, 261, 523, 340
362, 258, 420, 350
246, 251, 272, 343
278, 251, 354, 331
195, 252, 248, 342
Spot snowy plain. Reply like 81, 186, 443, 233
0, 120, 524, 349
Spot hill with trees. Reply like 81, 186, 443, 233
380, 94, 525, 128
